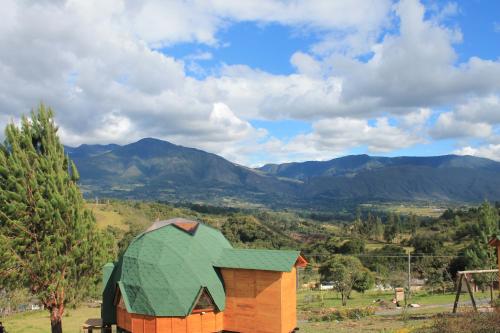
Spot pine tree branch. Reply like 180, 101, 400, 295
0, 266, 20, 278
0, 209, 38, 240
0, 234, 47, 288
24, 169, 43, 263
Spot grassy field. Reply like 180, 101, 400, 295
1, 306, 100, 333
88, 204, 128, 231
296, 288, 495, 333
3, 289, 491, 333
361, 203, 447, 218
298, 289, 492, 310
298, 314, 432, 333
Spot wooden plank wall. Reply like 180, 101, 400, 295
280, 267, 297, 333
115, 267, 299, 333
222, 268, 296, 333
117, 306, 132, 332
116, 304, 223, 333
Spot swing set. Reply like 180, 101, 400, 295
452, 269, 499, 313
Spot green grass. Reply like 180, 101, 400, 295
296, 288, 496, 332
1, 306, 100, 333
298, 289, 393, 309
3, 290, 493, 333
298, 289, 494, 309
363, 203, 447, 218
298, 314, 431, 333
88, 204, 128, 231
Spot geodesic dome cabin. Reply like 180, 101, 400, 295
101, 218, 307, 333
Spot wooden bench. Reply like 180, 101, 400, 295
82, 318, 112, 333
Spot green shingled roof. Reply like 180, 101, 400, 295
214, 248, 301, 272
102, 219, 302, 324
102, 219, 232, 322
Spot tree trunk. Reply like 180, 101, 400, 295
50, 307, 63, 333
341, 292, 347, 306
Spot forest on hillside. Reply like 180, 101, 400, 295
98, 200, 500, 298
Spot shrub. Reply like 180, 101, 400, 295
416, 311, 500, 333
309, 306, 375, 322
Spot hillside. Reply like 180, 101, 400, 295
68, 138, 297, 205
67, 139, 500, 207
261, 154, 500, 204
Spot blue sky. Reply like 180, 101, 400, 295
1, 0, 500, 165
165, 0, 500, 76
158, 0, 500, 164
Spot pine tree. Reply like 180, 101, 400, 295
0, 105, 113, 333
374, 217, 384, 241
384, 213, 398, 243
463, 202, 499, 288
410, 213, 418, 235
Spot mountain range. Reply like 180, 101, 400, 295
66, 138, 500, 208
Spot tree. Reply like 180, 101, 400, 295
463, 202, 499, 289
0, 105, 113, 333
319, 255, 370, 306
353, 269, 375, 294
361, 244, 406, 286
338, 238, 365, 254
410, 234, 443, 255
409, 214, 419, 235
374, 216, 384, 241
384, 220, 397, 243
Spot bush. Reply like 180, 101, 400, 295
309, 306, 375, 322
416, 312, 500, 333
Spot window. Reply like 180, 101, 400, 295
192, 289, 215, 312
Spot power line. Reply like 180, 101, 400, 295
300, 253, 465, 258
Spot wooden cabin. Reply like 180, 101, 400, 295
102, 218, 307, 333
488, 235, 500, 286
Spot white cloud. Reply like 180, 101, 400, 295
399, 108, 431, 129
455, 144, 500, 162
321, 0, 497, 112
290, 52, 322, 78
310, 117, 424, 153
494, 22, 500, 33
248, 117, 425, 165
185, 52, 213, 61
431, 112, 492, 139
0, 0, 499, 165
454, 95, 500, 124
123, 0, 392, 49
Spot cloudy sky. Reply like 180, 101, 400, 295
1, 0, 500, 166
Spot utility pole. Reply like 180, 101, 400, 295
407, 251, 411, 305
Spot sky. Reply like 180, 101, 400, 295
0, 0, 500, 166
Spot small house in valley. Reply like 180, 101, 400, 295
101, 218, 307, 333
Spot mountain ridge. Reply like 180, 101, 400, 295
66, 138, 500, 207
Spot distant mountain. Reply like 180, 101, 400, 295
259, 154, 500, 180
68, 138, 297, 204
259, 154, 500, 203
67, 139, 500, 207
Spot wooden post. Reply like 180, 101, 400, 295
452, 274, 463, 313
463, 274, 477, 312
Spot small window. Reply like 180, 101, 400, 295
192, 289, 215, 312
